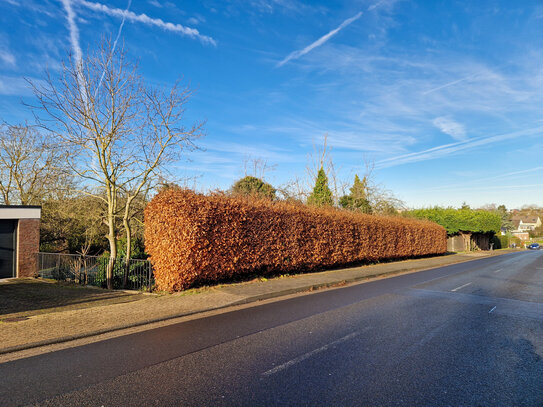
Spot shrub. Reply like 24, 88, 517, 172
231, 176, 275, 200
496, 234, 509, 249
340, 174, 372, 213
144, 189, 447, 292
94, 255, 124, 288
510, 235, 521, 247
492, 235, 503, 249
407, 207, 501, 235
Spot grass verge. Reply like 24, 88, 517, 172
0, 278, 145, 321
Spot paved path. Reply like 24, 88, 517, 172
1, 250, 541, 406
0, 251, 513, 354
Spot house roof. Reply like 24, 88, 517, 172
512, 216, 540, 224
0, 206, 41, 219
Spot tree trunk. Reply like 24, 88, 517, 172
460, 232, 471, 252
122, 195, 136, 288
106, 212, 117, 290
123, 217, 131, 288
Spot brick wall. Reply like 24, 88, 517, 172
17, 219, 40, 277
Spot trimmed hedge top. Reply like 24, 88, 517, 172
407, 207, 501, 235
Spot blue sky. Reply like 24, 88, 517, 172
1, 0, 543, 209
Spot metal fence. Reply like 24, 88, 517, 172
37, 252, 154, 291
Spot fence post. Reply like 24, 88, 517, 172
148, 263, 152, 292
35, 253, 40, 277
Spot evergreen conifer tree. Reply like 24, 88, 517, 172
339, 174, 372, 213
307, 167, 333, 207
497, 204, 513, 232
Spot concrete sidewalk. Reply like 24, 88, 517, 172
0, 250, 516, 356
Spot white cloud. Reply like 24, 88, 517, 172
428, 165, 543, 192
368, 0, 400, 12
2, 0, 21, 7
277, 11, 363, 67
278, 39, 543, 163
0, 48, 15, 67
0, 75, 43, 96
187, 15, 205, 25
433, 116, 466, 141
76, 0, 216, 46
200, 140, 293, 163
376, 125, 543, 169
252, 0, 326, 15
148, 0, 162, 8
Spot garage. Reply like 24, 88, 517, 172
0, 206, 41, 279
0, 219, 17, 278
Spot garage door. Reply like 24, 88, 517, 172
0, 219, 16, 278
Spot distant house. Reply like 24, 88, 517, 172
511, 216, 541, 241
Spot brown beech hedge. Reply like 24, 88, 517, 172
144, 189, 447, 292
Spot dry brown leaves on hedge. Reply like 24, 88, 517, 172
144, 189, 447, 292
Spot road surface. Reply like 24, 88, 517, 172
1, 251, 542, 406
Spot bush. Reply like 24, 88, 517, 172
94, 255, 124, 288
496, 234, 508, 249
340, 174, 372, 213
92, 255, 152, 289
510, 235, 521, 247
232, 176, 275, 200
407, 207, 501, 235
144, 189, 447, 292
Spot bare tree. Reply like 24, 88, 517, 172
243, 156, 277, 180
306, 133, 332, 185
305, 133, 347, 204
40, 194, 106, 254
276, 175, 307, 202
29, 39, 204, 289
361, 160, 405, 214
0, 123, 69, 205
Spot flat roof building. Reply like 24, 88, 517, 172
0, 206, 41, 279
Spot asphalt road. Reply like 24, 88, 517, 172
1, 251, 542, 406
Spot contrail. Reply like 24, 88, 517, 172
111, 0, 131, 56
94, 0, 132, 98
276, 0, 391, 67
423, 73, 480, 95
60, 0, 87, 107
60, 0, 82, 65
77, 0, 216, 46
376, 125, 543, 169
277, 11, 363, 67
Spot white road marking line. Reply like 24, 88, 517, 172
489, 306, 496, 313
493, 269, 502, 273
262, 332, 358, 377
451, 282, 472, 292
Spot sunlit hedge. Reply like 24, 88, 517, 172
407, 207, 502, 235
145, 189, 447, 292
